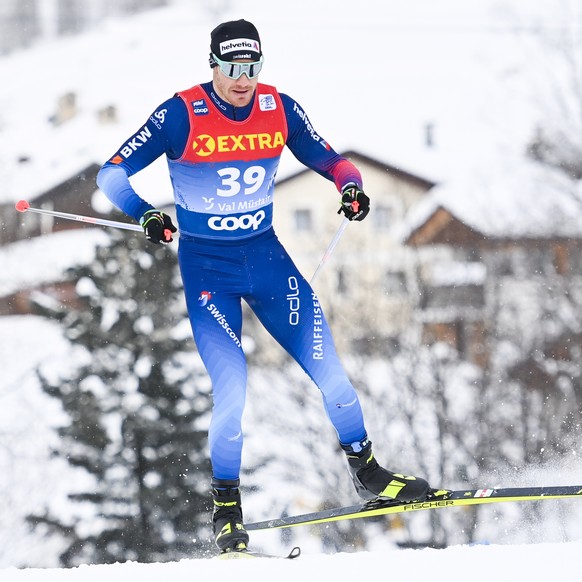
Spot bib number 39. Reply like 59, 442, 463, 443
217, 166, 266, 197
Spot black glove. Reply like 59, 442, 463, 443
338, 185, 370, 221
139, 210, 177, 244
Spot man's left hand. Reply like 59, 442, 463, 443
338, 185, 370, 221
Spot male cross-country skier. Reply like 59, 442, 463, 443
97, 19, 433, 553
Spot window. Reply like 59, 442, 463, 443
294, 209, 312, 232
490, 247, 554, 278
384, 271, 408, 295
373, 205, 393, 230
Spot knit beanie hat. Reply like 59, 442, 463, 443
210, 19, 262, 61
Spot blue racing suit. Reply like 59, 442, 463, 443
97, 81, 369, 481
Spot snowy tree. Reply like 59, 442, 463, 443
520, 26, 582, 450
525, 20, 582, 188
482, 263, 582, 469
28, 229, 213, 566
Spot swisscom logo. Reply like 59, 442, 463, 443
198, 291, 212, 307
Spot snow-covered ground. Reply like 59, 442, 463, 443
2, 539, 581, 582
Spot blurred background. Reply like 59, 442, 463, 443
1, 0, 582, 569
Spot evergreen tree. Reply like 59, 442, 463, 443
29, 229, 213, 566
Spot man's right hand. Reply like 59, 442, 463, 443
139, 210, 177, 244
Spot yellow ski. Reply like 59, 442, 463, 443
246, 485, 582, 530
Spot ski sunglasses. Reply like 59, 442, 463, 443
210, 53, 264, 79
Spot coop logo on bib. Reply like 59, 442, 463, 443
191, 99, 209, 116
208, 210, 266, 231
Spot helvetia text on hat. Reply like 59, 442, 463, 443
220, 39, 260, 54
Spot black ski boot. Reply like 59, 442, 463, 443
211, 478, 249, 552
342, 439, 430, 502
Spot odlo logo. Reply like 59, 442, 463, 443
287, 276, 300, 325
208, 210, 266, 231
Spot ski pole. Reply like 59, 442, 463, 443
310, 217, 350, 285
15, 199, 143, 232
